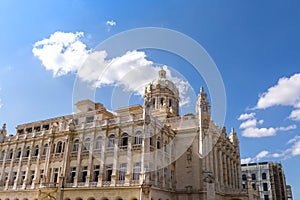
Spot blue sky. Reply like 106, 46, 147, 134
1, 0, 300, 197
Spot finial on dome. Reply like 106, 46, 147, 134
158, 67, 166, 79
200, 86, 204, 93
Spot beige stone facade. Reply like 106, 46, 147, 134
0, 69, 255, 200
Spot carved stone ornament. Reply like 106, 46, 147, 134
145, 115, 150, 125
203, 173, 215, 183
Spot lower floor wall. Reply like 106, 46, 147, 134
0, 187, 252, 200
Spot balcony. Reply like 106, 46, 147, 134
64, 183, 73, 188
70, 151, 78, 158
77, 182, 86, 187
119, 146, 128, 151
53, 153, 64, 159
132, 144, 142, 150
106, 147, 114, 153
129, 180, 140, 186
40, 182, 57, 188
31, 156, 38, 162
13, 158, 20, 164
115, 180, 125, 186
90, 181, 97, 187
102, 181, 111, 187
81, 150, 89, 157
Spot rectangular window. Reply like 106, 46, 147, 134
251, 173, 256, 180
263, 183, 268, 191
86, 116, 94, 123
105, 165, 113, 181
39, 169, 44, 182
93, 165, 100, 182
171, 170, 174, 185
69, 167, 76, 183
4, 172, 8, 181
157, 167, 160, 182
29, 170, 35, 184
264, 195, 269, 200
20, 171, 26, 185
12, 172, 17, 185
118, 163, 127, 181
133, 162, 141, 180
53, 168, 59, 183
81, 166, 88, 182
163, 168, 168, 184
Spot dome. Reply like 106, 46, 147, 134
144, 68, 180, 118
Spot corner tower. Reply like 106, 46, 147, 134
196, 87, 211, 130
144, 68, 180, 120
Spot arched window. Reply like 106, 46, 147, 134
84, 138, 90, 150
160, 97, 164, 105
43, 144, 48, 155
164, 142, 167, 152
25, 147, 30, 157
34, 145, 39, 156
149, 132, 153, 146
95, 137, 102, 149
157, 137, 161, 149
134, 131, 142, 144
56, 141, 63, 153
262, 172, 267, 180
121, 133, 128, 146
242, 174, 247, 181
73, 139, 79, 151
17, 148, 22, 158
8, 149, 13, 159
251, 173, 256, 180
108, 135, 115, 147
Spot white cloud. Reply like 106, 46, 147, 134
287, 135, 300, 144
239, 111, 296, 138
238, 112, 255, 120
32, 32, 89, 77
241, 150, 270, 164
106, 20, 116, 27
241, 157, 252, 164
255, 150, 269, 160
239, 119, 257, 129
33, 31, 196, 111
277, 125, 297, 131
242, 127, 277, 137
289, 109, 300, 121
256, 73, 300, 109
78, 50, 192, 106
290, 140, 300, 156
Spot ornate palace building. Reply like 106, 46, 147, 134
0, 69, 256, 200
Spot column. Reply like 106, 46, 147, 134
97, 131, 106, 187
111, 131, 119, 186
74, 134, 83, 187
213, 148, 219, 188
61, 134, 71, 188
86, 131, 95, 186
223, 153, 227, 187
16, 143, 25, 188
218, 150, 223, 190
0, 146, 8, 186
125, 128, 132, 186
227, 156, 231, 188
23, 141, 35, 189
